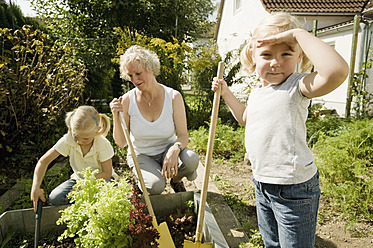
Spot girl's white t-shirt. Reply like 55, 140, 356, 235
128, 85, 177, 156
245, 73, 317, 185
53, 133, 115, 180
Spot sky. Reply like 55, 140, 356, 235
6, 0, 37, 17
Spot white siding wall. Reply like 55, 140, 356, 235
216, 0, 269, 57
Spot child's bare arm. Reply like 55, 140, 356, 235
295, 29, 349, 98
212, 78, 247, 126
95, 159, 113, 180
258, 28, 349, 98
31, 148, 60, 211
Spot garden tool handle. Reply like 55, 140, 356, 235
34, 190, 44, 248
195, 61, 224, 237
119, 112, 156, 218
36, 198, 43, 218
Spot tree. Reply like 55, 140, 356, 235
115, 27, 190, 94
0, 0, 42, 29
30, 0, 215, 100
0, 26, 86, 169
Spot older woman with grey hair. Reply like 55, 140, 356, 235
110, 45, 199, 195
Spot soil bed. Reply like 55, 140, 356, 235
2, 230, 75, 248
1, 208, 196, 248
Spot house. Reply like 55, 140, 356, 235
214, 0, 373, 117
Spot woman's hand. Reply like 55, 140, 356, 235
162, 145, 180, 179
110, 97, 123, 115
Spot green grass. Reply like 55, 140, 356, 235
313, 119, 373, 226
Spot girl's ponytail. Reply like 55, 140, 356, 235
97, 113, 111, 137
65, 109, 76, 134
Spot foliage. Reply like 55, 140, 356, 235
187, 40, 221, 128
115, 27, 190, 94
187, 41, 257, 129
127, 186, 160, 248
223, 192, 247, 211
247, 229, 265, 247
306, 115, 346, 147
0, 26, 86, 169
57, 169, 136, 247
188, 119, 245, 161
5, 177, 33, 211
351, 46, 373, 118
30, 0, 215, 100
0, 0, 42, 30
31, 0, 214, 43
188, 40, 221, 92
31, 0, 119, 100
313, 119, 373, 225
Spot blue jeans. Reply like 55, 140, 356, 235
49, 177, 115, 206
49, 178, 77, 206
253, 171, 320, 248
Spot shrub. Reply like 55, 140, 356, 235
0, 26, 87, 170
114, 27, 189, 94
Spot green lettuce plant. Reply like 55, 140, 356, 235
57, 168, 152, 247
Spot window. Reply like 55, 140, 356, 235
234, 0, 242, 14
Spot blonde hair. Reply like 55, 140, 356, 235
119, 45, 160, 81
65, 105, 111, 137
240, 12, 312, 74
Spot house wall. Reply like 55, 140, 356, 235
216, 0, 268, 57
216, 1, 368, 116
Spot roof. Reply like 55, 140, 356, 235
260, 0, 371, 14
214, 0, 373, 39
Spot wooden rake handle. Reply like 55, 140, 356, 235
195, 61, 225, 238
119, 112, 155, 218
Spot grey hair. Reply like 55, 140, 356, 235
119, 45, 161, 81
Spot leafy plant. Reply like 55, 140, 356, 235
57, 168, 158, 247
0, 25, 86, 171
189, 119, 245, 161
127, 186, 159, 248
351, 45, 373, 118
313, 119, 373, 226
306, 115, 346, 147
